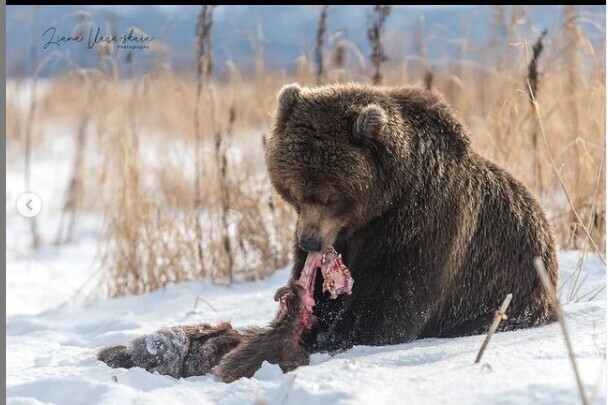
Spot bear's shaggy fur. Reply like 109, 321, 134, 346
98, 83, 559, 382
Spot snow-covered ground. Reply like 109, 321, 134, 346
6, 130, 607, 404
6, 240, 607, 404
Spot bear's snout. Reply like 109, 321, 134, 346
299, 236, 322, 252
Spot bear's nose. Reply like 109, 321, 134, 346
299, 236, 322, 252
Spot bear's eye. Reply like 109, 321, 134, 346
294, 123, 317, 132
322, 194, 341, 206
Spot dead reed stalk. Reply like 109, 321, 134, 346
196, 5, 215, 81
54, 114, 87, 244
367, 5, 391, 85
333, 41, 347, 70
526, 30, 547, 101
533, 258, 589, 405
315, 6, 329, 85
526, 29, 548, 197
262, 133, 284, 271
215, 107, 235, 283
193, 5, 216, 278
424, 69, 434, 91
474, 293, 512, 364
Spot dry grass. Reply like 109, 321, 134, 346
5, 6, 605, 297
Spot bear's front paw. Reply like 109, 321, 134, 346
97, 344, 133, 369
274, 285, 294, 313
97, 328, 190, 378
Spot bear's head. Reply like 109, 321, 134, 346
265, 83, 405, 252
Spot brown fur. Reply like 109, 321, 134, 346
99, 83, 558, 382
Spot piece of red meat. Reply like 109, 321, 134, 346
276, 247, 354, 340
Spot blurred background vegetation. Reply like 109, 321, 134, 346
5, 5, 606, 297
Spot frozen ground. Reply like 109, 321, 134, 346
6, 131, 607, 404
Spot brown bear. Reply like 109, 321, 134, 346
98, 83, 559, 382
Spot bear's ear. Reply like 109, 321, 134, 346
275, 83, 302, 130
353, 103, 388, 143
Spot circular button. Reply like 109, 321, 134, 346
17, 192, 42, 218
